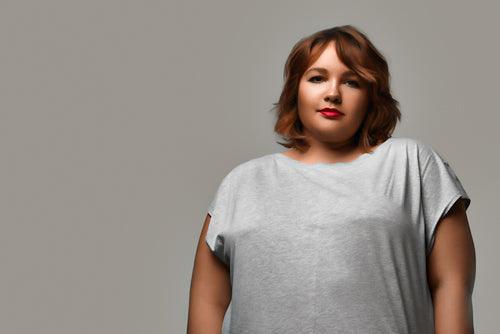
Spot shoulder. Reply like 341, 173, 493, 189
384, 137, 449, 175
389, 136, 439, 158
217, 153, 276, 185
395, 137, 461, 183
234, 153, 275, 171
405, 137, 450, 170
388, 136, 425, 150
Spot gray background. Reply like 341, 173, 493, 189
0, 0, 498, 333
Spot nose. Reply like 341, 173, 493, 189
325, 82, 341, 104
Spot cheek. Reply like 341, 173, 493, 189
346, 91, 369, 109
298, 84, 319, 105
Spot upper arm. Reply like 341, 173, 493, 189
190, 169, 235, 310
189, 213, 232, 309
426, 198, 476, 293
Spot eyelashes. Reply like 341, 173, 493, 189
308, 76, 360, 88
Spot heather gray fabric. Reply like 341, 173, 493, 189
205, 136, 471, 334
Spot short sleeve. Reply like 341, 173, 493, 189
418, 143, 471, 256
205, 173, 234, 265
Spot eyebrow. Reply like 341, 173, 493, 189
305, 67, 357, 76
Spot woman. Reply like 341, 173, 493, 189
188, 25, 475, 333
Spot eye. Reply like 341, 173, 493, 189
308, 76, 360, 87
308, 75, 324, 83
345, 80, 360, 88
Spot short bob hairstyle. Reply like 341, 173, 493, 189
272, 25, 401, 153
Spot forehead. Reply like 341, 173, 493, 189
306, 42, 352, 74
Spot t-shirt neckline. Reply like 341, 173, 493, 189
274, 137, 394, 169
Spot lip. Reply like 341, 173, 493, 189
318, 108, 344, 117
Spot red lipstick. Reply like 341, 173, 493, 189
318, 108, 344, 118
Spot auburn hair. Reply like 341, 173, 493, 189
271, 25, 401, 153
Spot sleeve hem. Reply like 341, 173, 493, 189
205, 211, 217, 253
205, 235, 216, 252
426, 193, 470, 256
205, 211, 228, 265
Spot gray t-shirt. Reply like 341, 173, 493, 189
205, 136, 471, 334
